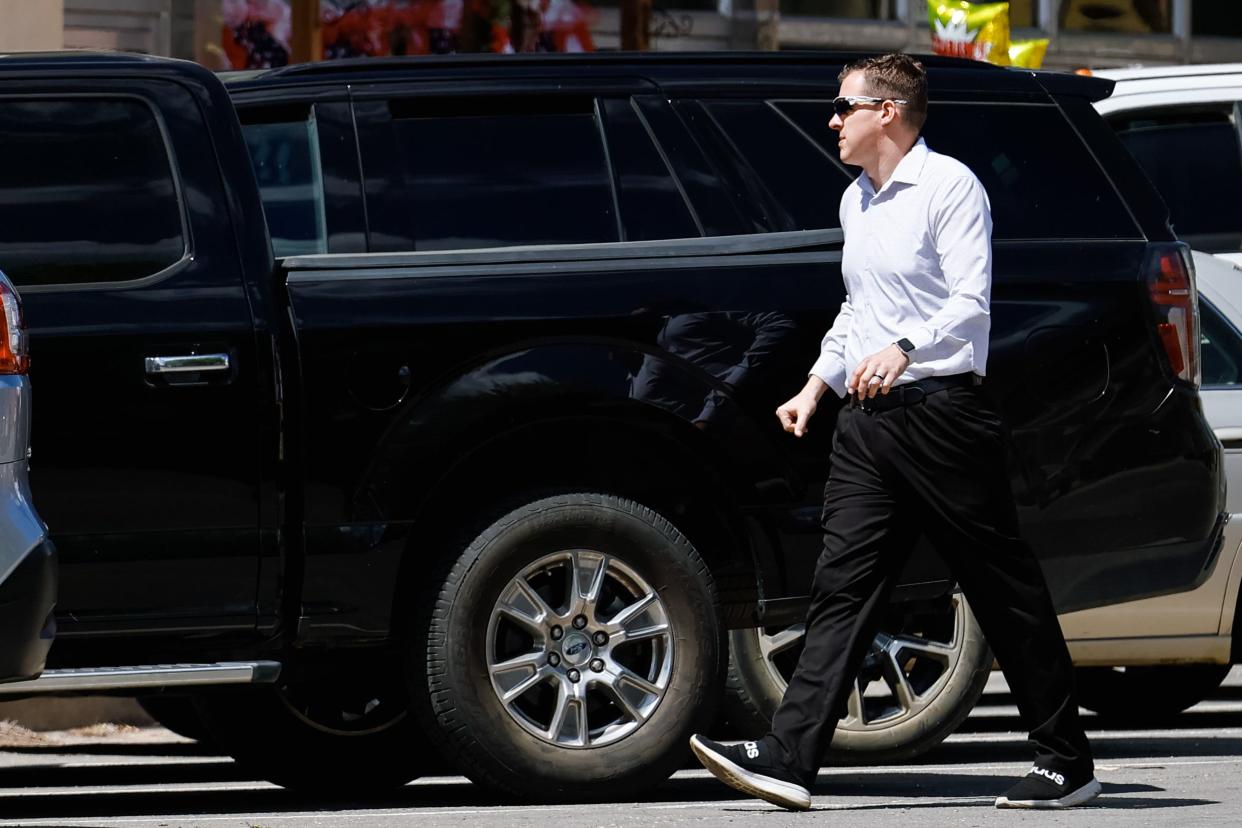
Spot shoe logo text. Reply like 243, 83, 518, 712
744, 741, 759, 759
1031, 766, 1065, 786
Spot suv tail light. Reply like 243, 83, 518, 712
0, 278, 28, 375
1145, 243, 1199, 388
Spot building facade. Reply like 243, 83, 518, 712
1, 1, 1239, 70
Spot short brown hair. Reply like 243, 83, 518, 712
839, 53, 928, 132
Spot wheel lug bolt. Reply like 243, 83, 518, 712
592, 631, 608, 646
567, 669, 581, 682
572, 615, 588, 630
550, 626, 563, 640
589, 658, 604, 672
548, 653, 561, 667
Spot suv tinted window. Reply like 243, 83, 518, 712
680, 100, 853, 234
598, 99, 699, 241
368, 97, 618, 251
1110, 106, 1242, 253
241, 110, 328, 258
779, 101, 1139, 240
0, 98, 184, 287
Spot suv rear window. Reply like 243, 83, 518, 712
1110, 105, 1242, 254
0, 98, 185, 287
759, 101, 1140, 241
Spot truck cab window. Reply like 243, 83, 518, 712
0, 97, 185, 287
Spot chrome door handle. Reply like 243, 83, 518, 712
144, 353, 231, 375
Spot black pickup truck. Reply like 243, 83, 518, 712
0, 51, 1223, 800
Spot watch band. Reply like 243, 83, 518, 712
895, 338, 916, 355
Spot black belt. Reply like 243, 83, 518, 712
847, 372, 982, 413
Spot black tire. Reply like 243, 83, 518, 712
195, 658, 437, 792
137, 695, 214, 744
725, 593, 991, 763
409, 492, 723, 801
1074, 664, 1232, 721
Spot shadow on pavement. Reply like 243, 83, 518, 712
912, 735, 1242, 766
0, 768, 1210, 822
717, 796, 1217, 813
0, 699, 1234, 821
962, 709, 1242, 735
1087, 798, 1219, 809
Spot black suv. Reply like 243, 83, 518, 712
0, 52, 1221, 802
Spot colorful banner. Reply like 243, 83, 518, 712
223, 0, 596, 68
223, 0, 293, 68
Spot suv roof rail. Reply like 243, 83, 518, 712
229, 50, 1007, 82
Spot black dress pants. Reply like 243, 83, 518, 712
769, 381, 1092, 786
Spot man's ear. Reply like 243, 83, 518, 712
881, 100, 900, 126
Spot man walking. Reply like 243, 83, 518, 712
690, 53, 1099, 811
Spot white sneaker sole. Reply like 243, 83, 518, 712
689, 735, 812, 811
995, 777, 1102, 809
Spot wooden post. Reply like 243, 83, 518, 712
290, 0, 323, 64
620, 0, 651, 51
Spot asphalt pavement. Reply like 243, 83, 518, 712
1, 670, 1241, 827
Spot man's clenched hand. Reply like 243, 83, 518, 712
776, 376, 829, 438
848, 345, 911, 399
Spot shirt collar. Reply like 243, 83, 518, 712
857, 137, 930, 196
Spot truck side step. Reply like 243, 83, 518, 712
0, 661, 281, 694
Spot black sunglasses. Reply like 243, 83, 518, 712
832, 95, 910, 117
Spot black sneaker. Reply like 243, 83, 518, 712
689, 734, 811, 811
995, 764, 1101, 809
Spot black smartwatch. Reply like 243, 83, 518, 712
895, 338, 916, 356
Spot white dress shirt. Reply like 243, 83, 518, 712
809, 138, 992, 398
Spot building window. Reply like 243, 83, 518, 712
1192, 1, 1242, 38
1007, 0, 1038, 27
783, 0, 900, 19
1058, 0, 1172, 34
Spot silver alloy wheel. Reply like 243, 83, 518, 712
757, 593, 967, 732
486, 549, 675, 748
